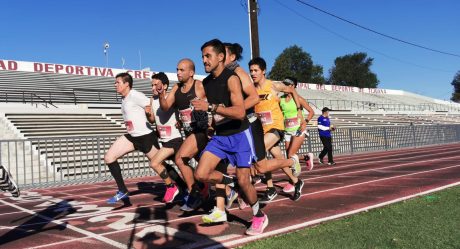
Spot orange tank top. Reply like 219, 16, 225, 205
255, 80, 285, 133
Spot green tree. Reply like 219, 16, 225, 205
268, 45, 325, 84
451, 71, 460, 102
328, 52, 379, 88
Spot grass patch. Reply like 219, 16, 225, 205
243, 186, 460, 249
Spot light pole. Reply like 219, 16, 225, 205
248, 0, 260, 59
103, 42, 110, 68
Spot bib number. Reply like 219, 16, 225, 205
285, 117, 299, 128
179, 108, 192, 125
125, 121, 133, 132
157, 125, 172, 139
257, 111, 273, 125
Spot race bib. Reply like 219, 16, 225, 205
179, 108, 192, 124
157, 125, 172, 139
285, 117, 300, 128
257, 111, 273, 125
125, 121, 133, 132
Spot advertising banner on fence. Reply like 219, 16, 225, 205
1, 58, 394, 94
0, 59, 153, 79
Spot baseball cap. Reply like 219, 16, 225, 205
322, 107, 332, 113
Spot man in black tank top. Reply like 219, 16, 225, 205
158, 58, 209, 212
191, 39, 268, 236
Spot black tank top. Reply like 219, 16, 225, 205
174, 80, 197, 110
203, 67, 249, 136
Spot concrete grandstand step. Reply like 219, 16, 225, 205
23, 130, 124, 137
11, 121, 116, 126
16, 124, 122, 129
8, 117, 110, 122
19, 127, 124, 132
33, 138, 115, 145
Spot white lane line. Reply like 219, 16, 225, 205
42, 164, 460, 240
305, 154, 460, 182
210, 181, 460, 249
265, 164, 460, 206
5, 153, 460, 226
328, 144, 458, 165
12, 164, 460, 249
0, 199, 127, 249
49, 148, 460, 205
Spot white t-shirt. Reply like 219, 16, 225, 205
151, 95, 182, 142
121, 89, 152, 137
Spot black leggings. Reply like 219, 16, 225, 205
319, 136, 333, 162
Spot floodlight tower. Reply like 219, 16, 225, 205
104, 42, 110, 68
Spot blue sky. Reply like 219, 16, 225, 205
1, 0, 459, 100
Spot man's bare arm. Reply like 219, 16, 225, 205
235, 67, 259, 110
215, 75, 245, 120
159, 84, 178, 111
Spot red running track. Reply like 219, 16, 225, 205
0, 143, 459, 249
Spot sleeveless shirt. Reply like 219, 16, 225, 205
203, 67, 249, 136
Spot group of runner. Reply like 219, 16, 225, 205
105, 39, 316, 236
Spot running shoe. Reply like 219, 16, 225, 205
202, 206, 227, 223
291, 154, 301, 177
226, 188, 239, 209
237, 196, 248, 210
181, 194, 202, 212
259, 188, 277, 203
305, 153, 314, 171
162, 183, 179, 203
282, 183, 295, 193
293, 179, 304, 201
107, 191, 129, 204
318, 158, 325, 165
180, 194, 190, 211
328, 161, 336, 166
251, 175, 262, 185
246, 213, 269, 235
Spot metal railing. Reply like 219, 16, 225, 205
0, 88, 123, 105
308, 99, 460, 112
1, 124, 460, 189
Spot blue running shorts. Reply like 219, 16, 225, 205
202, 128, 256, 168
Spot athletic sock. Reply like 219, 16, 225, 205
250, 201, 264, 217
108, 161, 128, 193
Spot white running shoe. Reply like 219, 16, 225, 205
202, 206, 227, 223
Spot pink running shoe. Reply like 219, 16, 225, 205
282, 183, 295, 193
246, 213, 269, 235
305, 153, 314, 171
163, 184, 179, 203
